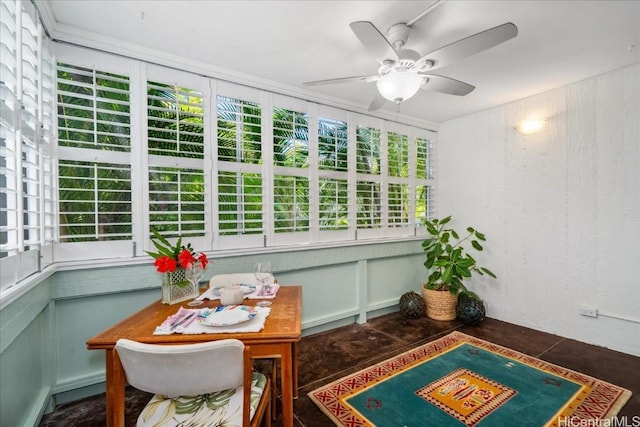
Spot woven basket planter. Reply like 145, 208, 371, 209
422, 288, 458, 321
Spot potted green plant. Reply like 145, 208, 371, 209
421, 216, 496, 320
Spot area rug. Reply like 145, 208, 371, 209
309, 331, 631, 427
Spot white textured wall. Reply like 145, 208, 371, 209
438, 63, 639, 356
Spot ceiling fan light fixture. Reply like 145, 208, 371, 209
376, 72, 423, 103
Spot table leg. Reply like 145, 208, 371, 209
105, 349, 126, 427
280, 344, 294, 427
292, 342, 299, 399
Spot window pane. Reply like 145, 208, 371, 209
218, 171, 262, 236
356, 180, 381, 229
319, 178, 348, 230
149, 167, 205, 238
58, 160, 132, 242
318, 117, 348, 171
57, 64, 131, 151
356, 126, 381, 175
388, 131, 408, 178
274, 175, 309, 233
273, 107, 308, 168
415, 185, 434, 226
388, 183, 409, 227
148, 81, 204, 158
416, 136, 433, 180
217, 95, 261, 163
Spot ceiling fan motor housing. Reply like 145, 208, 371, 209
387, 23, 411, 50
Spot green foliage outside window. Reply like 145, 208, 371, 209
57, 63, 433, 246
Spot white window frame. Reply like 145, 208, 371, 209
18, 43, 437, 272
53, 46, 139, 263
144, 64, 211, 254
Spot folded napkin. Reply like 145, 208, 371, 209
154, 305, 271, 335
196, 283, 280, 301
155, 307, 199, 332
246, 283, 280, 300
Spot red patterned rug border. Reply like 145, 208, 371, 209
308, 331, 632, 426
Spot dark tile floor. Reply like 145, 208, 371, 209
40, 313, 639, 426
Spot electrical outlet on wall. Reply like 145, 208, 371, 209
579, 304, 598, 318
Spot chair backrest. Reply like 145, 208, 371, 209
115, 338, 245, 397
209, 273, 273, 288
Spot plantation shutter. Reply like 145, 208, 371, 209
273, 174, 309, 234
55, 58, 134, 261
414, 133, 435, 235
215, 82, 264, 250
1, 0, 55, 289
20, 4, 41, 254
57, 64, 131, 152
271, 95, 311, 245
382, 124, 436, 236
146, 66, 209, 251
318, 178, 348, 231
355, 115, 383, 239
0, 0, 19, 269
315, 106, 350, 242
384, 124, 411, 236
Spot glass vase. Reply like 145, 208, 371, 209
161, 267, 198, 305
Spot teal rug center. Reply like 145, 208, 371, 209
345, 343, 582, 426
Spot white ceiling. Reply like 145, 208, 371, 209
41, 0, 639, 124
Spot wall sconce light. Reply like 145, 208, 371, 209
515, 119, 546, 135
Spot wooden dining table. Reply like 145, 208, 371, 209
86, 285, 302, 427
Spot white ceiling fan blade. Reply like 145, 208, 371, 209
418, 22, 518, 70
303, 75, 378, 87
368, 91, 387, 111
350, 21, 400, 64
419, 74, 475, 96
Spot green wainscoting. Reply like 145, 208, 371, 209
0, 240, 424, 427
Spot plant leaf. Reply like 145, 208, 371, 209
425, 222, 438, 236
456, 258, 475, 268
441, 267, 452, 284
455, 265, 472, 277
481, 267, 497, 278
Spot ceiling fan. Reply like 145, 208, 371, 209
303, 9, 518, 111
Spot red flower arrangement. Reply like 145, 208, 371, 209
146, 229, 208, 274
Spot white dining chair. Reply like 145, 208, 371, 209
115, 338, 271, 427
207, 272, 279, 418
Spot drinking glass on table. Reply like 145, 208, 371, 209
185, 260, 205, 307
254, 262, 273, 307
